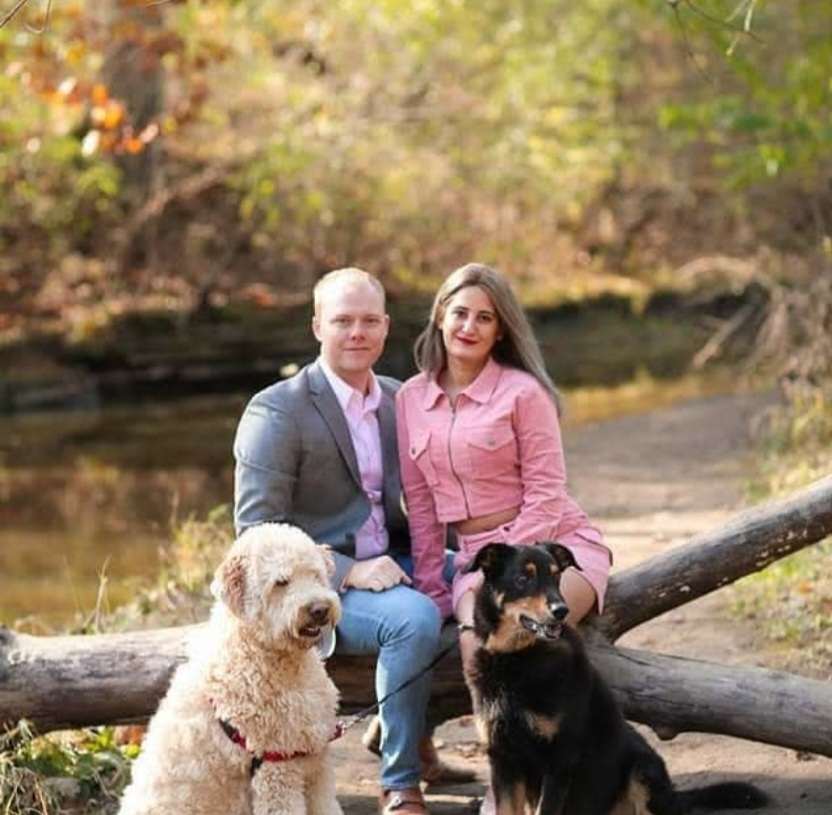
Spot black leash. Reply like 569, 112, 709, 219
338, 634, 463, 734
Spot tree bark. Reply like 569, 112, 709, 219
1, 476, 831, 755
589, 640, 832, 757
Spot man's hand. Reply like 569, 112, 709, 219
343, 556, 413, 592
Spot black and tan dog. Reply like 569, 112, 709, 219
465, 542, 769, 815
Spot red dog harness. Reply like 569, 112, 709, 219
218, 717, 344, 777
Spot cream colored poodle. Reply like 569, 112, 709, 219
118, 523, 344, 815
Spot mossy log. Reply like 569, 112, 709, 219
2, 476, 832, 756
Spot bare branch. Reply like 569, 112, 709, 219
671, 1, 719, 88
24, 0, 50, 33
0, 0, 32, 29
682, 0, 764, 43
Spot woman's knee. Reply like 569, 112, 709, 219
560, 568, 597, 624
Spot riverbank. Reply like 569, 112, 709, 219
0, 285, 757, 414
0, 368, 743, 629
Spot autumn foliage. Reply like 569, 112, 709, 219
0, 0, 830, 343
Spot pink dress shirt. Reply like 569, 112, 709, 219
396, 357, 608, 618
319, 358, 389, 560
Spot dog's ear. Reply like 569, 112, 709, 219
320, 546, 336, 578
539, 541, 582, 572
211, 552, 256, 620
464, 543, 514, 577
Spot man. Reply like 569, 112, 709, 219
233, 268, 466, 815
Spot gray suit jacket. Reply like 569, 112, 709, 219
233, 360, 410, 589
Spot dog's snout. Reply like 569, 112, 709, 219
308, 601, 332, 623
550, 603, 569, 622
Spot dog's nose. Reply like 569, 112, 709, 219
550, 603, 569, 621
308, 602, 331, 624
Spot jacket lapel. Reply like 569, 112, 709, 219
377, 391, 399, 503
307, 362, 362, 487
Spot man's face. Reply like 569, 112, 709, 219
312, 280, 390, 388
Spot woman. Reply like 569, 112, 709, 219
396, 263, 612, 810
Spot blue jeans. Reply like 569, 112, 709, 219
334, 553, 453, 791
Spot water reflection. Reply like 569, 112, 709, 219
0, 395, 246, 629
0, 369, 736, 630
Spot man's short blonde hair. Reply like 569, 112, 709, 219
312, 267, 386, 316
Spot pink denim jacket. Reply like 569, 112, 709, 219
396, 358, 605, 618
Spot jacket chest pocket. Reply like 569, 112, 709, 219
408, 430, 439, 487
465, 423, 517, 472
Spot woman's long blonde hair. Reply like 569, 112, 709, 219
414, 263, 561, 411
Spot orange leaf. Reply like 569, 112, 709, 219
102, 101, 125, 130
100, 132, 118, 153
123, 137, 144, 154
91, 83, 108, 105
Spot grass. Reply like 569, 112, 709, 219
0, 722, 134, 815
733, 383, 832, 679
83, 503, 234, 634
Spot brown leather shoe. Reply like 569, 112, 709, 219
379, 787, 429, 814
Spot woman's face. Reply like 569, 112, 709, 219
439, 285, 501, 368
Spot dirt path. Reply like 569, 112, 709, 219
334, 390, 832, 813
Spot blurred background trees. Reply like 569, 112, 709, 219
1, 1, 830, 455
2, 0, 828, 329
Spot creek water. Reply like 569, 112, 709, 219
0, 369, 736, 630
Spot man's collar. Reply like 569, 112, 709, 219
318, 357, 381, 412
423, 357, 502, 410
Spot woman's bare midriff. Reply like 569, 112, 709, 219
452, 506, 519, 536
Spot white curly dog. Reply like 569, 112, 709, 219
118, 523, 344, 815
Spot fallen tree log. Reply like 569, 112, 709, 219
589, 640, 832, 757
2, 475, 832, 754
599, 473, 832, 640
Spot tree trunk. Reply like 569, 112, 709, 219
98, 0, 165, 205
589, 640, 832, 757
2, 476, 831, 755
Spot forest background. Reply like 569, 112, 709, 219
1, 0, 831, 812
2, 0, 830, 515
2, 0, 830, 334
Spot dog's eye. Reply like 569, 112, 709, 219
273, 578, 289, 588
514, 574, 530, 589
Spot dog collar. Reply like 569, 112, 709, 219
218, 716, 344, 776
